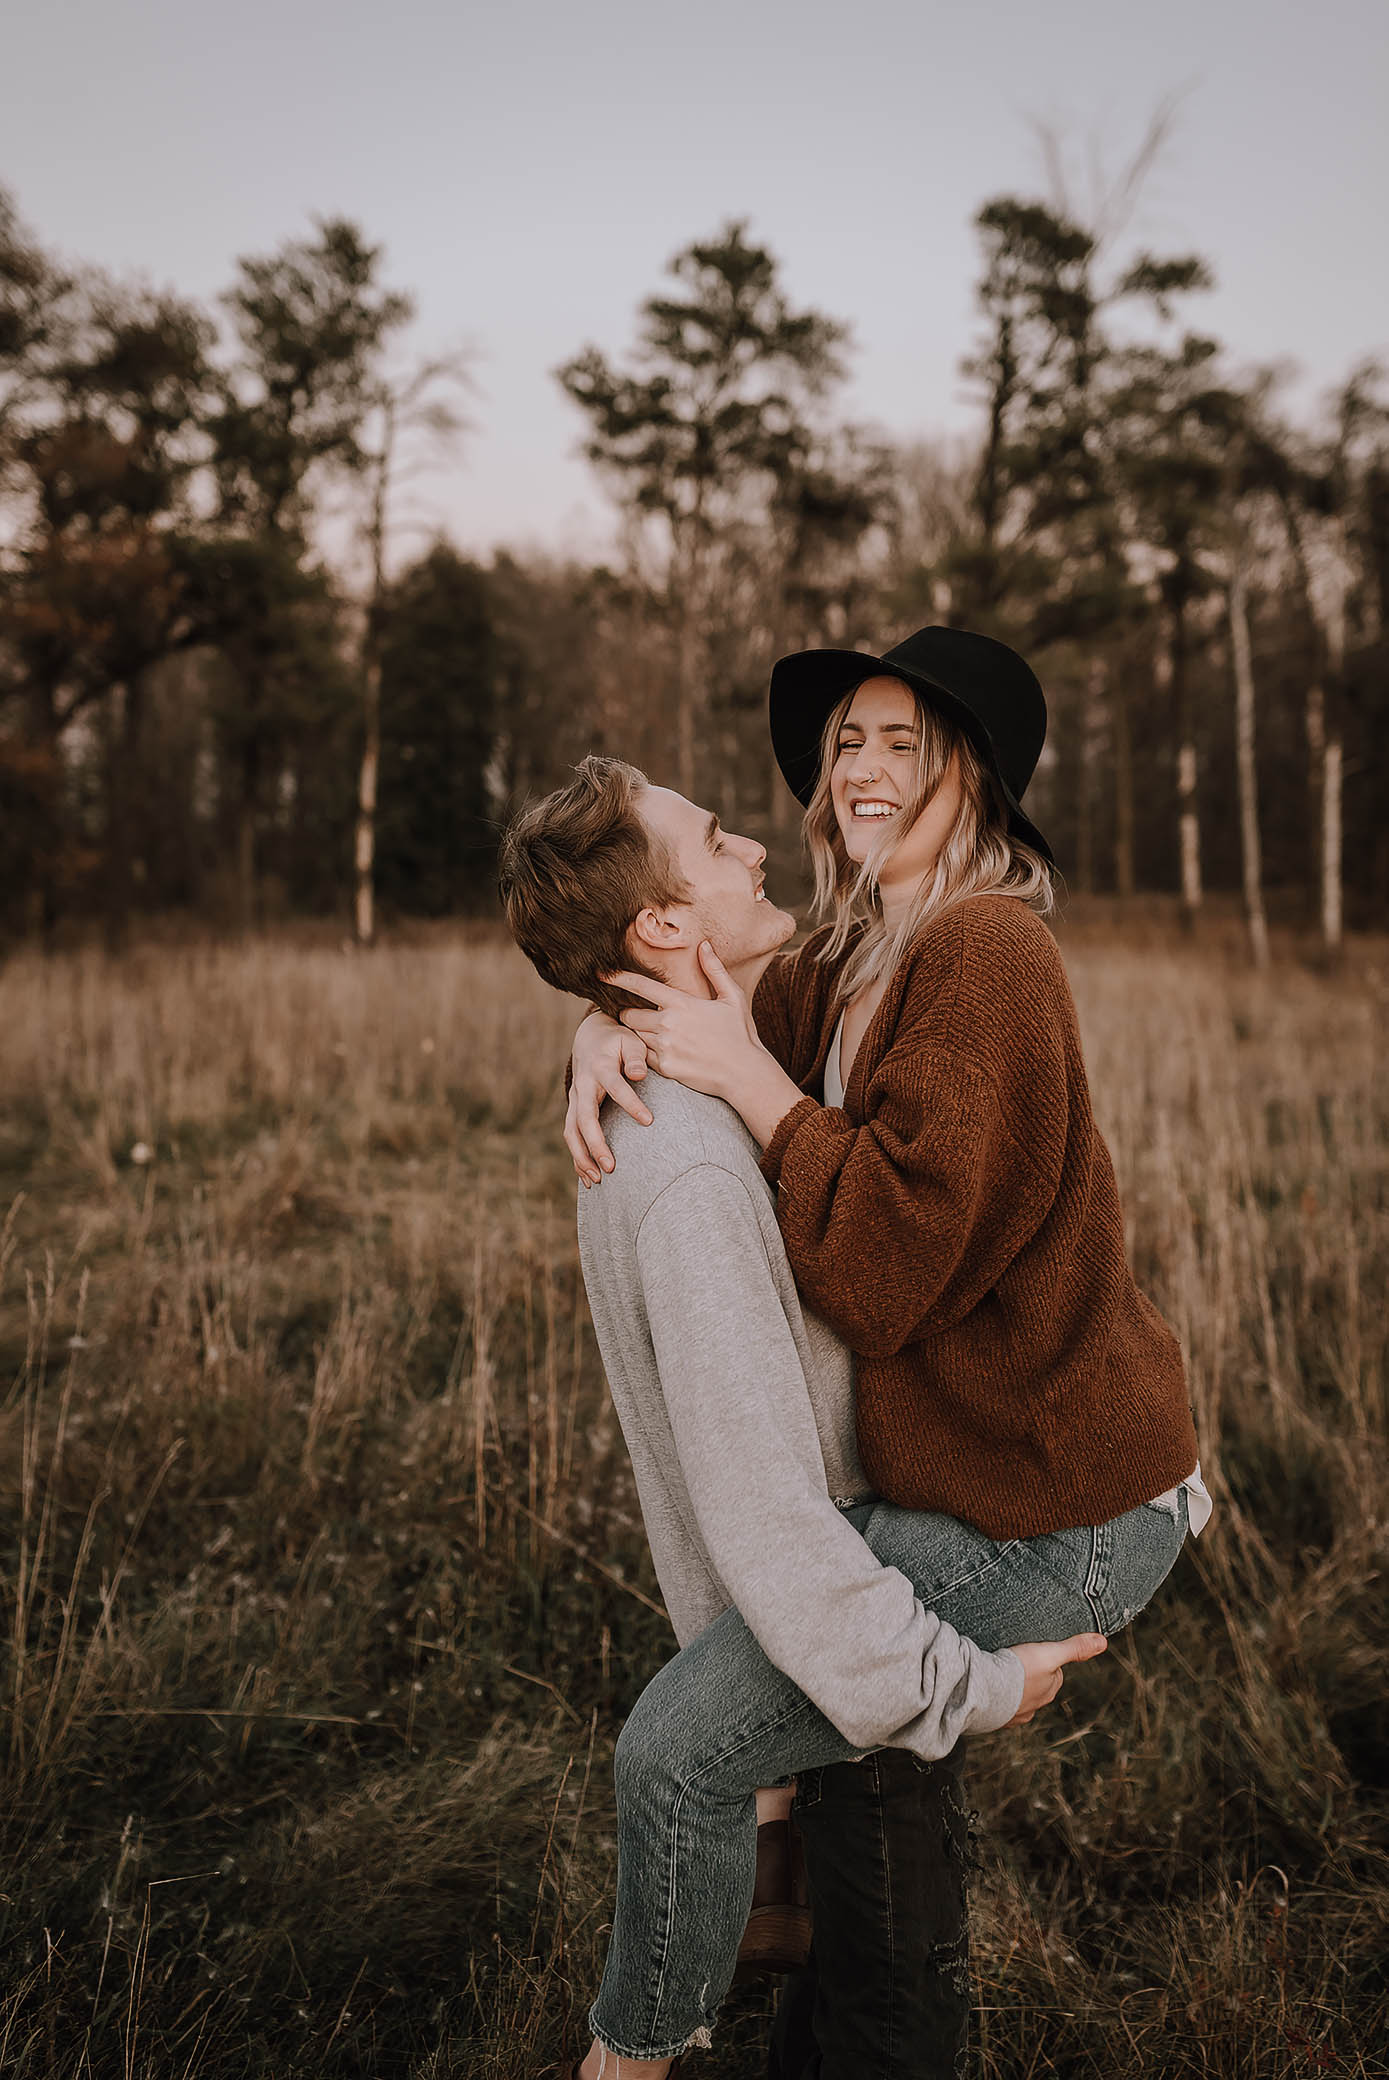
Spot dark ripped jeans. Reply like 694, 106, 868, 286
769, 1745, 972, 2080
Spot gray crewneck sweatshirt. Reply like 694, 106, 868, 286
577, 1070, 1025, 1755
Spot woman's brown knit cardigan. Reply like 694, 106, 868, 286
752, 892, 1198, 1542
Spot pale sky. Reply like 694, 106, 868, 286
6, 0, 1387, 562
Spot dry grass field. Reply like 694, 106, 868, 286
0, 923, 1386, 2078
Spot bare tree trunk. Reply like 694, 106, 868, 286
1322, 735, 1343, 955
1111, 668, 1135, 901
1228, 562, 1270, 969
1322, 604, 1345, 958
722, 718, 740, 831
671, 520, 707, 802
355, 399, 393, 948
1279, 493, 1346, 957
27, 682, 62, 943
235, 728, 261, 933
1304, 678, 1326, 907
1159, 599, 1202, 928
349, 356, 468, 939
236, 795, 256, 935
674, 610, 696, 801
355, 655, 380, 946
1282, 497, 1331, 937
1073, 657, 1105, 897
770, 750, 795, 837
1177, 741, 1201, 925
103, 681, 132, 955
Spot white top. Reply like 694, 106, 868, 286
818, 1007, 1210, 1536
823, 1006, 848, 1109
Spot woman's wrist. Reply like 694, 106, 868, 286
723, 1043, 807, 1149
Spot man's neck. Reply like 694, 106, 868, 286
654, 946, 776, 1001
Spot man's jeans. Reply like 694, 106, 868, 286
769, 1745, 973, 2080
589, 1490, 1189, 2065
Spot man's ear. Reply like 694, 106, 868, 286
629, 904, 694, 956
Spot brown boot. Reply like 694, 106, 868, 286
733, 1814, 812, 1981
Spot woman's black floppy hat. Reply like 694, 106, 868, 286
768, 625, 1054, 865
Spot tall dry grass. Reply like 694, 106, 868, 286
0, 927, 1385, 2078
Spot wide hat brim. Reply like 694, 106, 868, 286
768, 628, 1054, 866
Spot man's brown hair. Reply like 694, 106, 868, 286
498, 755, 690, 1018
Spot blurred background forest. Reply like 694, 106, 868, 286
2, 170, 1386, 953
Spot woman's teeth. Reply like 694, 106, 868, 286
852, 802, 898, 818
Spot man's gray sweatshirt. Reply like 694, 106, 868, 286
576, 1070, 1026, 1755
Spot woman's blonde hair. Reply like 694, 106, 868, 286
804, 680, 1055, 1001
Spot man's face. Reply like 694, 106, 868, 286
636, 786, 796, 976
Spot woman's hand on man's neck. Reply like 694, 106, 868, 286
653, 942, 778, 1004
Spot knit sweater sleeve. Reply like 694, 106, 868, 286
759, 934, 1070, 1358
634, 1162, 1025, 1748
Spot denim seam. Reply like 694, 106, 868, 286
1083, 1518, 1112, 1632
601, 1687, 825, 2058
914, 1536, 1023, 1603
652, 1689, 824, 2045
877, 1754, 899, 2074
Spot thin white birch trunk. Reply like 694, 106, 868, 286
1178, 745, 1202, 922
354, 398, 393, 949
1075, 657, 1104, 897
1322, 736, 1343, 955
1321, 598, 1345, 957
354, 671, 380, 947
1284, 499, 1349, 960
1159, 614, 1202, 925
1111, 668, 1135, 902
1228, 559, 1270, 969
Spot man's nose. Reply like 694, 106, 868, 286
732, 832, 765, 869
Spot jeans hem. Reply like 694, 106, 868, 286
589, 2001, 713, 2060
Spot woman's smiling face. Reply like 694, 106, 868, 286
830, 677, 963, 889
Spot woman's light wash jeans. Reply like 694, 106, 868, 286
589, 1489, 1189, 2061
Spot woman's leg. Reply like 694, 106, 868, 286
589, 1492, 1189, 2064
858, 1489, 1190, 1652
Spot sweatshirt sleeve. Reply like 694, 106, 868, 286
614, 1420, 732, 1649
759, 1026, 1064, 1358
634, 1163, 1025, 1752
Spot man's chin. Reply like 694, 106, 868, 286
702, 901, 796, 978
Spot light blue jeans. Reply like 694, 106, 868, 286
589, 1489, 1190, 2060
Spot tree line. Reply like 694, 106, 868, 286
1, 187, 1385, 956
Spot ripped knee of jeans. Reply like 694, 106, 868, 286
928, 1926, 972, 1998
942, 1783, 983, 1882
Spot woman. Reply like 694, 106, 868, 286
562, 627, 1207, 2078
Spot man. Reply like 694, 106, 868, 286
499, 755, 1101, 2080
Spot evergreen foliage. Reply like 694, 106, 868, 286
375, 544, 499, 916
0, 186, 1385, 943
